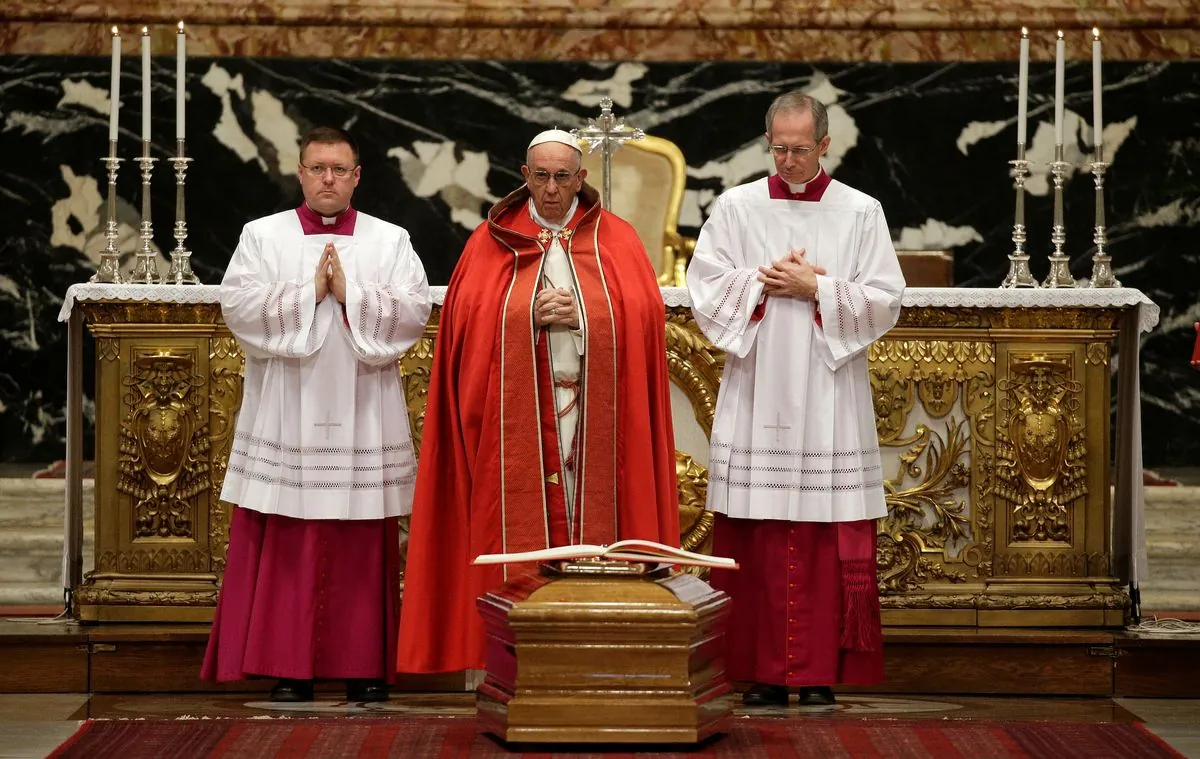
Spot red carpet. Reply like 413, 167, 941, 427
49, 716, 1183, 758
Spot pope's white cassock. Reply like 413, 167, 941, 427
687, 169, 905, 689
202, 204, 431, 684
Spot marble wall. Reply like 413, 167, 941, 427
0, 1, 1197, 466
2, 0, 1196, 60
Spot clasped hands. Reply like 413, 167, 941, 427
534, 286, 579, 329
757, 248, 826, 300
314, 243, 347, 304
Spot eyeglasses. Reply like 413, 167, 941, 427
769, 145, 820, 158
301, 163, 357, 179
529, 169, 580, 187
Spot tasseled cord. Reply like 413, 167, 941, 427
840, 558, 882, 652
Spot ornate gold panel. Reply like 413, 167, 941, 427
996, 353, 1086, 546
398, 313, 439, 451
664, 314, 723, 436
76, 304, 225, 621
208, 333, 242, 573
676, 451, 715, 580
73, 299, 1132, 626
868, 339, 995, 596
117, 351, 210, 541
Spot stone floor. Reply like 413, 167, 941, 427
1, 471, 1198, 757
0, 692, 1195, 758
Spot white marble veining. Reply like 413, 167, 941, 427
0, 56, 1196, 467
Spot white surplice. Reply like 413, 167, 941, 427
219, 210, 432, 520
687, 176, 906, 523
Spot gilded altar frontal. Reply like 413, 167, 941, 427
70, 295, 1133, 627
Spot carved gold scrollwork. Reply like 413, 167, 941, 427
399, 312, 439, 453
964, 370, 997, 447
915, 367, 960, 419
993, 551, 1111, 578
897, 307, 985, 329
871, 340, 994, 366
97, 338, 120, 362
665, 315, 723, 436
96, 548, 207, 573
975, 591, 1127, 610
868, 339, 994, 592
970, 451, 995, 579
870, 365, 916, 444
118, 352, 210, 540
1085, 342, 1109, 366
208, 335, 243, 571
996, 354, 1086, 544
675, 451, 715, 579
73, 586, 218, 607
877, 419, 972, 592
80, 302, 224, 325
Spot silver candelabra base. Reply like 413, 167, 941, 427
168, 141, 199, 285
1001, 146, 1038, 288
90, 141, 125, 284
1087, 150, 1120, 288
1043, 144, 1076, 289
129, 142, 162, 284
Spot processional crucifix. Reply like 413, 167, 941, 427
572, 97, 645, 209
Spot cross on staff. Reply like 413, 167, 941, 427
313, 410, 343, 440
572, 97, 645, 210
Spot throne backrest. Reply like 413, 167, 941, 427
580, 135, 690, 285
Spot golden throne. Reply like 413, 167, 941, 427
580, 135, 694, 286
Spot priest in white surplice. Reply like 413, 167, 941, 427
687, 93, 905, 708
202, 127, 431, 704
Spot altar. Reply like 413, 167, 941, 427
58, 284, 1158, 628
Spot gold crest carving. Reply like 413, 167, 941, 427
996, 354, 1086, 544
118, 352, 211, 539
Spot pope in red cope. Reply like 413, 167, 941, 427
397, 129, 680, 674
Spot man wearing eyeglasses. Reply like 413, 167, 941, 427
397, 129, 679, 675
687, 93, 906, 707
203, 126, 432, 704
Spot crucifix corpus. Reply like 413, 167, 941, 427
572, 96, 645, 210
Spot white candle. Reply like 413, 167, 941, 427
141, 27, 151, 142
1054, 30, 1065, 145
176, 22, 186, 141
1017, 27, 1029, 147
1092, 27, 1103, 152
108, 27, 120, 142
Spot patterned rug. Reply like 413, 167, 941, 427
49, 716, 1183, 758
